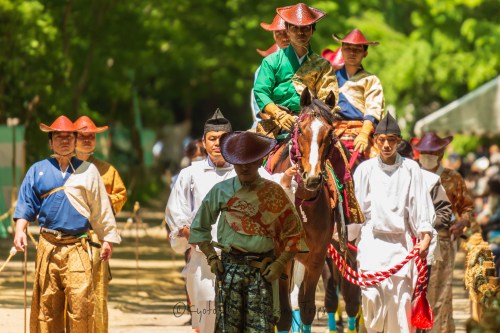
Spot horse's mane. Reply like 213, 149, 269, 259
302, 98, 336, 125
276, 136, 291, 165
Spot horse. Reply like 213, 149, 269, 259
267, 87, 362, 332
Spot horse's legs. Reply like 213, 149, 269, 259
322, 256, 342, 332
298, 252, 325, 326
276, 260, 293, 332
289, 261, 305, 332
339, 246, 362, 332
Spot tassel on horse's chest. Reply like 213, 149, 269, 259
299, 204, 308, 223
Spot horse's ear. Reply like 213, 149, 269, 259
300, 87, 312, 107
325, 90, 336, 109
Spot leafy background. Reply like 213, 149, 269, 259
1, 0, 498, 206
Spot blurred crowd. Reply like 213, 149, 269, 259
442, 143, 500, 274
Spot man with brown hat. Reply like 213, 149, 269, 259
13, 115, 121, 333
189, 131, 305, 333
332, 29, 385, 160
166, 110, 297, 333
254, 3, 339, 138
352, 113, 433, 333
252, 14, 290, 128
413, 132, 473, 333
74, 115, 127, 333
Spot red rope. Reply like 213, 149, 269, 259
327, 244, 427, 288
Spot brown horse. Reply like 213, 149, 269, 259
268, 88, 357, 331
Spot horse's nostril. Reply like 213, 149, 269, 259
301, 171, 308, 179
305, 176, 321, 188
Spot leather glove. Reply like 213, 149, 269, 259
353, 120, 374, 153
264, 103, 295, 132
262, 251, 295, 282
198, 241, 224, 276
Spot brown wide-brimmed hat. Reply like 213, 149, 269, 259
333, 29, 379, 46
321, 47, 344, 69
413, 132, 453, 152
256, 43, 280, 57
40, 115, 86, 133
220, 131, 277, 165
74, 116, 108, 133
277, 3, 326, 26
260, 14, 286, 31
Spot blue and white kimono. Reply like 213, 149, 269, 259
14, 157, 121, 243
335, 66, 385, 124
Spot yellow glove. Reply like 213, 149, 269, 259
263, 103, 295, 132
198, 241, 224, 276
262, 251, 295, 282
353, 120, 374, 153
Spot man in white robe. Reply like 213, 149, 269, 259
352, 113, 433, 333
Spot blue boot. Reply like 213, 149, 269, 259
346, 316, 357, 333
291, 309, 301, 333
327, 312, 337, 333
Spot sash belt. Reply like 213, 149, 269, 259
40, 228, 101, 248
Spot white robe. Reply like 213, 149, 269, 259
353, 154, 434, 333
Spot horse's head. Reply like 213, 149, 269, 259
294, 88, 336, 191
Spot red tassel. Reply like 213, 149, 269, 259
411, 294, 434, 329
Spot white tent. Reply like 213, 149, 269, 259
414, 76, 500, 136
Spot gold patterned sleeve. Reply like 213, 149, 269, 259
315, 60, 339, 109
90, 157, 128, 215
109, 167, 127, 215
452, 172, 473, 219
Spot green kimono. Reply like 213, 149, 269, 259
189, 175, 303, 253
253, 44, 339, 113
189, 176, 305, 332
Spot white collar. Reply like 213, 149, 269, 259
377, 153, 403, 172
204, 157, 233, 171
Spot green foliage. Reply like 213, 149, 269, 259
449, 134, 483, 156
0, 0, 498, 204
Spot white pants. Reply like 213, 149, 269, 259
185, 247, 217, 331
289, 261, 305, 310
362, 274, 415, 333
191, 300, 216, 333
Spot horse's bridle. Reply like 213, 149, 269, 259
291, 110, 336, 184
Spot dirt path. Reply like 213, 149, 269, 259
0, 221, 470, 332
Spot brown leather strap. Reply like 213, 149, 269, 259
40, 186, 66, 199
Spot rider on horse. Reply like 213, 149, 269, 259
252, 13, 290, 129
254, 3, 339, 138
332, 29, 385, 160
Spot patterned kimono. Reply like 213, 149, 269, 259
87, 156, 127, 333
334, 66, 385, 159
167, 158, 290, 333
426, 166, 473, 333
14, 157, 120, 333
189, 176, 304, 333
